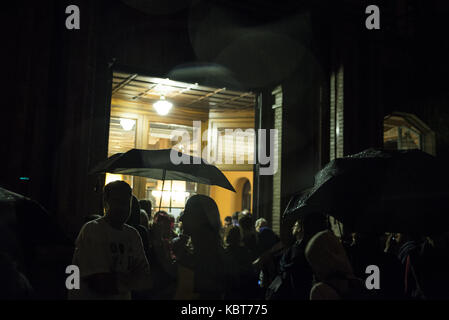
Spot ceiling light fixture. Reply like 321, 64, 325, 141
153, 96, 173, 116
120, 118, 136, 131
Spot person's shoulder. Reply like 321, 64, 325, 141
75, 218, 105, 244
123, 224, 142, 239
79, 218, 104, 233
260, 228, 279, 238
123, 223, 139, 233
259, 227, 271, 233
310, 282, 341, 300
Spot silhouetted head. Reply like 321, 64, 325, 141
305, 230, 354, 283
238, 213, 254, 232
103, 181, 132, 226
180, 195, 221, 237
139, 200, 152, 217
232, 211, 240, 225
168, 214, 175, 228
153, 211, 173, 237
140, 209, 150, 228
226, 226, 242, 248
351, 232, 389, 254
293, 213, 328, 242
255, 218, 268, 232
224, 216, 233, 227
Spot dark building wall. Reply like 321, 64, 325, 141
0, 1, 358, 237
255, 8, 331, 232
340, 18, 385, 155
99, 1, 196, 78
280, 51, 324, 212
4, 0, 449, 240
381, 1, 449, 160
2, 0, 328, 238
1, 0, 204, 238
254, 90, 274, 225
1, 0, 109, 238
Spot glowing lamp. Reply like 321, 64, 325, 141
120, 118, 135, 131
153, 96, 173, 115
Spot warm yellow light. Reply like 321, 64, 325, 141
151, 190, 189, 199
151, 180, 189, 208
151, 190, 162, 198
105, 173, 124, 185
174, 191, 190, 201
120, 118, 135, 131
153, 96, 173, 115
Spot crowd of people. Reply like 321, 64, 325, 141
3, 179, 449, 300
65, 180, 449, 300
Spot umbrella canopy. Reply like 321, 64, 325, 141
0, 186, 71, 245
90, 148, 236, 192
284, 148, 449, 234
0, 187, 71, 268
0, 187, 28, 203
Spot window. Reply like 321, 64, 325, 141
106, 117, 137, 187
147, 122, 195, 154
146, 179, 196, 220
330, 64, 344, 160
145, 122, 197, 215
383, 112, 435, 155
384, 125, 421, 150
272, 85, 282, 234
108, 117, 137, 157
107, 115, 199, 211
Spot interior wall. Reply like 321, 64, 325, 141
209, 171, 253, 222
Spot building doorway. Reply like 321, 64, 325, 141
106, 70, 256, 219
242, 179, 251, 211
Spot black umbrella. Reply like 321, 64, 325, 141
284, 148, 449, 234
90, 148, 236, 209
0, 187, 28, 203
0, 187, 71, 268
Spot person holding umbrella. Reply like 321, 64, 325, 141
69, 181, 152, 300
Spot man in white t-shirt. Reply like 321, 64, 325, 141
68, 181, 152, 300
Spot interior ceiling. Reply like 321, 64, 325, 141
112, 72, 256, 111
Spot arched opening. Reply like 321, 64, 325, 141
209, 172, 253, 223
241, 180, 251, 212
